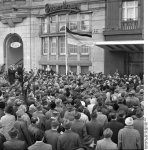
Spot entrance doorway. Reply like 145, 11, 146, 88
4, 33, 23, 71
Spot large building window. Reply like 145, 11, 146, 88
59, 37, 65, 54
51, 37, 56, 55
69, 44, 78, 55
80, 14, 91, 32
81, 45, 90, 55
59, 15, 66, 32
42, 37, 48, 55
69, 14, 77, 31
42, 18, 48, 33
122, 1, 138, 21
50, 16, 56, 33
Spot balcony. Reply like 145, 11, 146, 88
103, 19, 143, 41
121, 20, 138, 30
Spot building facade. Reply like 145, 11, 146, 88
0, 0, 106, 74
0, 0, 144, 75
96, 0, 144, 76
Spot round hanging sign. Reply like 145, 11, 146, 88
10, 42, 21, 48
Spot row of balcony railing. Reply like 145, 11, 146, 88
104, 20, 140, 32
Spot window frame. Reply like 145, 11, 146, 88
59, 37, 65, 55
42, 37, 49, 55
81, 45, 90, 55
69, 14, 78, 31
42, 17, 48, 33
51, 37, 57, 55
50, 16, 57, 33
59, 15, 66, 32
80, 13, 91, 32
69, 44, 78, 55
122, 1, 138, 21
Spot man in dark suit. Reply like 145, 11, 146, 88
8, 65, 16, 85
17, 64, 23, 87
104, 112, 124, 144
28, 130, 52, 150
71, 112, 88, 144
0, 132, 6, 150
86, 111, 103, 144
0, 101, 5, 119
44, 120, 60, 150
57, 119, 81, 150
3, 127, 27, 150
14, 112, 32, 147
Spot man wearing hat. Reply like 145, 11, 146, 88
126, 90, 140, 108
118, 117, 141, 150
57, 119, 81, 150
117, 96, 128, 114
136, 89, 144, 102
14, 110, 32, 147
3, 127, 27, 150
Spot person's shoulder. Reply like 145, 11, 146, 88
118, 127, 124, 133
3, 140, 9, 146
115, 120, 124, 126
68, 130, 80, 137
44, 143, 52, 148
86, 120, 91, 125
132, 128, 141, 134
96, 139, 104, 144
4, 140, 26, 147
45, 129, 52, 134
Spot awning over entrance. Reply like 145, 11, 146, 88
94, 40, 144, 52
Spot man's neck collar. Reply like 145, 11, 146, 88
36, 141, 43, 143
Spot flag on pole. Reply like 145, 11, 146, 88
66, 27, 94, 47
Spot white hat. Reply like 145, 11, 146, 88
81, 101, 85, 107
125, 117, 133, 126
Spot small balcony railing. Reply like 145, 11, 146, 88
121, 20, 138, 30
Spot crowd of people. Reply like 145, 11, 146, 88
0, 67, 144, 150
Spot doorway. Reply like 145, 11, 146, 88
4, 33, 23, 71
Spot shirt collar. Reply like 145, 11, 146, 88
125, 125, 134, 129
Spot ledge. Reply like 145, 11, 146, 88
103, 28, 143, 36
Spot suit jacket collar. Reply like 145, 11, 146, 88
125, 125, 134, 129
34, 141, 44, 146
64, 130, 72, 133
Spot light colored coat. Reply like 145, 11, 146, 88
118, 126, 141, 150
0, 113, 15, 140
95, 138, 117, 150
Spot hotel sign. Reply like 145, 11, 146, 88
10, 42, 21, 48
45, 2, 80, 15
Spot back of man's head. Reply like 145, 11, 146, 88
110, 112, 116, 120
35, 130, 44, 141
51, 120, 59, 129
91, 111, 97, 120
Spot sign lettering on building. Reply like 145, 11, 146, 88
45, 2, 80, 15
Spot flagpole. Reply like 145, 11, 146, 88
65, 23, 68, 75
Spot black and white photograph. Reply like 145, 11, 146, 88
0, 0, 145, 150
